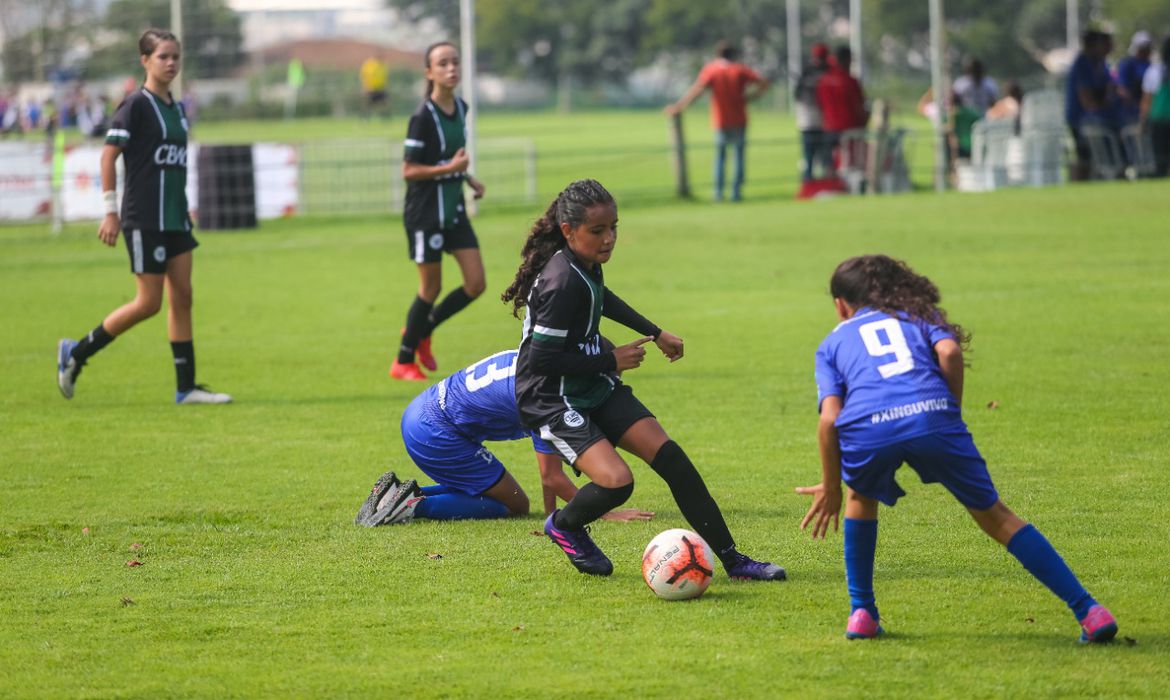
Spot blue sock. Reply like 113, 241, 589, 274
1006, 524, 1096, 621
421, 484, 456, 497
844, 518, 879, 619
415, 492, 510, 520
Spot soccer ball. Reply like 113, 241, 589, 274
641, 528, 715, 600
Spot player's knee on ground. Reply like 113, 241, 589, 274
505, 490, 530, 516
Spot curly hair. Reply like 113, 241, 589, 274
501, 179, 615, 318
830, 254, 971, 351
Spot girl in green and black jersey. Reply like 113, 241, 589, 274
56, 29, 230, 405
502, 179, 786, 581
390, 41, 487, 381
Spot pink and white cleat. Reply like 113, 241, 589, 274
1079, 605, 1118, 644
845, 608, 884, 640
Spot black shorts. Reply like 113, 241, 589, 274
534, 384, 655, 465
405, 218, 478, 264
123, 229, 199, 274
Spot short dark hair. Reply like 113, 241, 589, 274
834, 45, 852, 65
1082, 29, 1111, 47
715, 40, 739, 61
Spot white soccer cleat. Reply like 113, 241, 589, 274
176, 385, 233, 405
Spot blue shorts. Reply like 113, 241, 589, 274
841, 430, 999, 510
401, 392, 505, 496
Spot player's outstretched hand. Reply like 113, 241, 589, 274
97, 213, 120, 247
796, 482, 841, 540
655, 331, 684, 362
613, 335, 653, 371
601, 508, 656, 522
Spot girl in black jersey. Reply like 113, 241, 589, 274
56, 29, 230, 405
390, 41, 487, 381
502, 179, 785, 580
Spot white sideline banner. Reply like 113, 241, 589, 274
62, 144, 108, 222
0, 142, 51, 220
0, 141, 301, 222
252, 143, 300, 219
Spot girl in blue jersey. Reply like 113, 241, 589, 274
390, 41, 487, 382
56, 29, 230, 405
356, 349, 653, 526
798, 254, 1117, 643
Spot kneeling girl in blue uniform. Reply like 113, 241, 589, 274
356, 349, 654, 526
798, 254, 1117, 643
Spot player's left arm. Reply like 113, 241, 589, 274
537, 451, 576, 514
796, 395, 844, 539
465, 173, 485, 200
536, 450, 653, 521
665, 77, 707, 115
934, 338, 964, 406
745, 70, 771, 101
602, 288, 682, 361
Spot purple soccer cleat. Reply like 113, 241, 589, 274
544, 509, 613, 576
1079, 605, 1118, 644
845, 608, 884, 640
724, 552, 787, 581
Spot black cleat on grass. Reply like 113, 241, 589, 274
544, 509, 614, 576
355, 471, 400, 525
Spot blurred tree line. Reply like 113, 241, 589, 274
3, 0, 1169, 90
390, 0, 1170, 86
0, 0, 244, 82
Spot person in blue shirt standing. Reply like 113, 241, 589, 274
1066, 28, 1118, 179
1115, 31, 1152, 126
796, 254, 1117, 643
356, 349, 654, 526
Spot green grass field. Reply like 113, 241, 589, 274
2, 181, 1169, 697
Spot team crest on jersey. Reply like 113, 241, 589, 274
153, 246, 166, 262
429, 233, 444, 250
563, 410, 585, 428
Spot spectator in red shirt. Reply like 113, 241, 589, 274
816, 46, 868, 151
667, 40, 770, 201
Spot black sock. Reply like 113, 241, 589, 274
171, 341, 195, 392
71, 323, 115, 365
423, 288, 476, 336
554, 482, 634, 530
398, 296, 433, 364
649, 440, 736, 558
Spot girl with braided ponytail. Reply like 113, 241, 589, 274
798, 254, 1117, 643
505, 179, 786, 581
